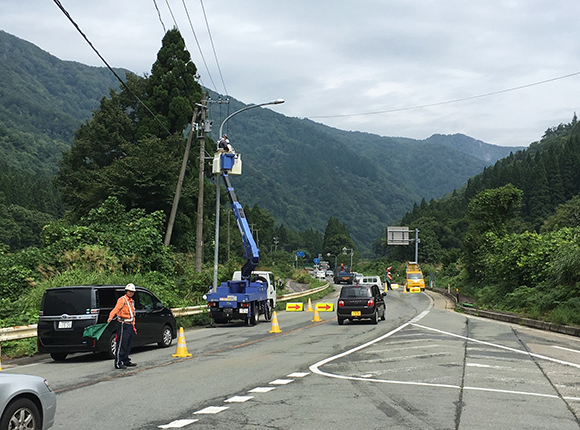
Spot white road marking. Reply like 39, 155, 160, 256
269, 378, 293, 385
249, 386, 276, 393
194, 406, 229, 414
287, 372, 310, 377
412, 323, 580, 369
224, 396, 253, 403
158, 419, 198, 428
309, 298, 580, 401
553, 345, 580, 354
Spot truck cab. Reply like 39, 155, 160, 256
232, 270, 277, 308
405, 262, 425, 292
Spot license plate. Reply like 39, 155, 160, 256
238, 308, 248, 314
351, 311, 361, 316
58, 321, 72, 329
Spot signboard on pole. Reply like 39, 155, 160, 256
387, 226, 410, 245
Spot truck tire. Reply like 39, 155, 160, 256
247, 302, 257, 326
263, 300, 273, 322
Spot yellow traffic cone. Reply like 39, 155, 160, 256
269, 311, 282, 333
311, 307, 321, 322
172, 327, 192, 357
306, 298, 313, 312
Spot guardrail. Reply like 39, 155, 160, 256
0, 284, 332, 343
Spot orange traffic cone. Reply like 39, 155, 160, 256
311, 307, 321, 322
172, 327, 192, 357
306, 298, 313, 312
269, 311, 282, 333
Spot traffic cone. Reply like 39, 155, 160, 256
311, 307, 321, 322
269, 311, 282, 333
172, 327, 192, 357
306, 298, 313, 312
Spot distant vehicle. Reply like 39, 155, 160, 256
38, 285, 177, 361
0, 372, 56, 430
334, 271, 354, 284
314, 270, 326, 280
358, 276, 382, 288
337, 285, 386, 325
325, 269, 334, 277
404, 262, 425, 292
353, 272, 364, 283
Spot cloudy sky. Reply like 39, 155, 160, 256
2, 0, 579, 147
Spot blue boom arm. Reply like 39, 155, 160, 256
221, 171, 260, 279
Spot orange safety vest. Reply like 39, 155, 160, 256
109, 295, 136, 325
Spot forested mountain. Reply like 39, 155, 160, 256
0, 30, 520, 251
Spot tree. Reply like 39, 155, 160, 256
56, 30, 203, 232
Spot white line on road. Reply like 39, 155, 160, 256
553, 345, 580, 354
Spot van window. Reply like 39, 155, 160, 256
136, 291, 155, 311
96, 289, 120, 309
42, 288, 92, 316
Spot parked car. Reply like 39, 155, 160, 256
337, 285, 386, 325
38, 285, 177, 361
1, 373, 56, 430
325, 269, 334, 277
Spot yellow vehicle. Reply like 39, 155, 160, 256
405, 262, 425, 292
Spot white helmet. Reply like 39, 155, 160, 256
125, 283, 136, 292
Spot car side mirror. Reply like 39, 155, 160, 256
155, 302, 164, 310
382, 292, 387, 297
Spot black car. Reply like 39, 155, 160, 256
38, 285, 177, 361
337, 285, 386, 325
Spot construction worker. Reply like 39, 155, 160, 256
108, 283, 138, 369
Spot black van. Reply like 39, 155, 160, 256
37, 285, 177, 361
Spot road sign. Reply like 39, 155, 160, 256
409, 287, 422, 294
316, 303, 334, 312
285, 303, 304, 312
387, 226, 410, 245
296, 251, 305, 257
313, 258, 320, 264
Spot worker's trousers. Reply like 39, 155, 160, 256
115, 321, 134, 368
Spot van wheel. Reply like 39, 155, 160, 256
107, 332, 117, 359
158, 325, 173, 347
50, 352, 67, 361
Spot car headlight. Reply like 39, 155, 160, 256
44, 380, 53, 392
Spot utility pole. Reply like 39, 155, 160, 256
195, 95, 208, 272
164, 109, 198, 247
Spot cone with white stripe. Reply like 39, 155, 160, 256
306, 298, 313, 312
311, 307, 321, 322
172, 327, 192, 357
269, 311, 282, 333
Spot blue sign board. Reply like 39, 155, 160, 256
296, 251, 305, 258
313, 258, 320, 264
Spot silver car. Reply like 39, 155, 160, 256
0, 373, 56, 430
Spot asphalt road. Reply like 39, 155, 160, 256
4, 287, 580, 429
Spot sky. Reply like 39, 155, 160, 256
2, 0, 580, 148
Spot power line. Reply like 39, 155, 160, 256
164, 0, 180, 30
180, 0, 218, 92
151, 0, 166, 33
199, 0, 228, 96
52, 0, 172, 136
309, 71, 580, 119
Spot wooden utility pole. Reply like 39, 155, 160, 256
164, 109, 198, 247
195, 96, 207, 272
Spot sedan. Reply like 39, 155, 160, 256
1, 373, 56, 430
337, 285, 386, 325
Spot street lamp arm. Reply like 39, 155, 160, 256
218, 99, 284, 138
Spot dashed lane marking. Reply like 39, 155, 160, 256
249, 386, 276, 393
224, 396, 253, 403
269, 378, 294, 385
194, 406, 229, 414
158, 419, 198, 428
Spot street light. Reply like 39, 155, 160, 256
342, 246, 353, 271
212, 99, 285, 290
327, 252, 337, 269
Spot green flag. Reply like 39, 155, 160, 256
83, 322, 110, 340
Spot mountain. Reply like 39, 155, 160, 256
0, 30, 522, 251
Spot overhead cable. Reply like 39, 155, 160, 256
181, 0, 218, 91
151, 0, 166, 33
199, 0, 228, 96
309, 71, 580, 119
52, 0, 172, 136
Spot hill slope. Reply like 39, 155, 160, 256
0, 30, 521, 250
